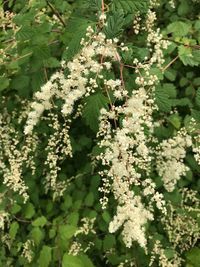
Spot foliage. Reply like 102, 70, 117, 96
0, 0, 200, 267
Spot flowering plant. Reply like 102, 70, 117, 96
0, 0, 200, 266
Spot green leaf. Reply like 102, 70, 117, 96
10, 203, 21, 214
9, 222, 19, 240
16, 26, 34, 41
43, 57, 60, 68
62, 254, 94, 267
82, 92, 109, 132
23, 202, 35, 219
102, 211, 111, 223
167, 21, 191, 37
155, 86, 172, 112
103, 235, 116, 251
79, 255, 94, 267
38, 246, 52, 267
178, 45, 199, 66
11, 75, 29, 90
196, 88, 200, 107
30, 227, 44, 245
164, 69, 177, 81
0, 76, 10, 91
84, 192, 94, 207
62, 254, 82, 267
68, 212, 79, 226
164, 248, 175, 260
32, 216, 47, 227
62, 17, 94, 61
112, 0, 148, 14
178, 0, 190, 16
167, 114, 181, 129
186, 247, 200, 267
163, 83, 177, 98
33, 45, 50, 60
104, 12, 125, 38
59, 225, 77, 240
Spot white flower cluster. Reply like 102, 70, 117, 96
24, 72, 61, 134
144, 10, 170, 67
193, 136, 200, 165
133, 12, 141, 35
150, 240, 182, 267
44, 113, 72, 196
0, 211, 9, 231
75, 217, 96, 236
162, 199, 200, 252
0, 112, 38, 202
97, 86, 165, 248
109, 197, 153, 248
156, 129, 192, 192
24, 26, 123, 135
22, 239, 34, 263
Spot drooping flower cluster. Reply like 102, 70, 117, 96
156, 129, 192, 192
0, 109, 38, 202
162, 189, 200, 252
24, 26, 125, 135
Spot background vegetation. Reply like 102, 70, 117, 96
0, 0, 200, 266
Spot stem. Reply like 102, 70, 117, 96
164, 37, 200, 50
46, 1, 66, 27
162, 55, 179, 72
101, 0, 105, 13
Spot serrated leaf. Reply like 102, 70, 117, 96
62, 254, 94, 267
31, 227, 44, 245
103, 235, 116, 251
32, 216, 47, 227
82, 92, 109, 132
10, 203, 21, 214
79, 255, 94, 267
167, 21, 191, 37
23, 202, 35, 219
178, 46, 199, 66
62, 254, 82, 267
196, 88, 200, 107
186, 247, 200, 267
167, 114, 181, 129
84, 192, 94, 207
0, 76, 10, 91
38, 246, 52, 267
171, 98, 192, 107
59, 225, 77, 240
155, 86, 172, 112
102, 211, 111, 223
68, 212, 79, 226
164, 248, 175, 260
43, 57, 60, 68
16, 26, 34, 41
33, 45, 50, 60
104, 12, 125, 38
11, 75, 29, 90
9, 222, 19, 240
62, 17, 94, 61
112, 0, 148, 14
164, 69, 177, 81
163, 83, 177, 98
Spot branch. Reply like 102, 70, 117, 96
164, 38, 200, 50
46, 1, 66, 27
162, 55, 179, 72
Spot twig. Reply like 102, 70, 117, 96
13, 215, 31, 223
46, 1, 66, 27
101, 0, 105, 13
162, 55, 179, 72
164, 38, 200, 50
